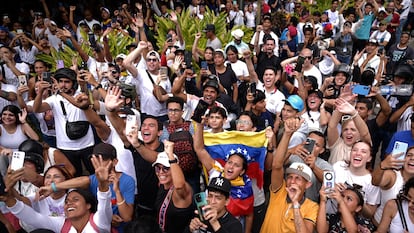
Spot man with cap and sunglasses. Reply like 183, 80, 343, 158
261, 118, 318, 233
123, 41, 171, 122
186, 177, 242, 233
172, 69, 236, 129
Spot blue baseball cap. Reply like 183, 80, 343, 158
284, 95, 304, 112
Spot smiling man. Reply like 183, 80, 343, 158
261, 118, 318, 233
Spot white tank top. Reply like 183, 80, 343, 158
390, 201, 414, 233
0, 124, 28, 149
374, 171, 404, 223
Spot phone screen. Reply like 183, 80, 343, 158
125, 115, 137, 135
295, 56, 305, 72
191, 99, 209, 123
201, 61, 208, 70
18, 75, 27, 86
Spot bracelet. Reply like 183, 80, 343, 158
51, 182, 58, 192
117, 199, 126, 206
95, 84, 102, 90
350, 111, 358, 119
293, 203, 301, 209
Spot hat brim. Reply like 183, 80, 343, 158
286, 168, 311, 182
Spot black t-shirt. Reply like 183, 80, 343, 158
183, 211, 243, 233
255, 51, 282, 82
210, 66, 238, 98
128, 143, 164, 211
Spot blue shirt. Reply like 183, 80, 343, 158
89, 173, 135, 233
385, 130, 414, 154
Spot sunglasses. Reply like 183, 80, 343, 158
401, 194, 414, 205
147, 58, 158, 62
154, 165, 170, 173
304, 56, 312, 60
111, 70, 118, 74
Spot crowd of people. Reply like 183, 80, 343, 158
0, 0, 413, 232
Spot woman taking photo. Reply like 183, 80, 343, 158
153, 141, 194, 233
0, 154, 112, 233
317, 183, 376, 232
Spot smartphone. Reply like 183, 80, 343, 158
125, 114, 137, 135
392, 141, 409, 161
56, 60, 64, 69
303, 137, 316, 155
18, 75, 27, 86
160, 66, 168, 79
191, 99, 209, 123
184, 50, 193, 68
79, 61, 88, 71
166, 33, 173, 42
295, 56, 305, 72
42, 72, 52, 84
194, 192, 208, 221
16, 29, 23, 34
11, 151, 25, 171
88, 33, 96, 47
323, 171, 335, 193
201, 61, 208, 70
249, 82, 256, 95
352, 84, 371, 96
0, 173, 6, 195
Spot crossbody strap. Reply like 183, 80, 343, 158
395, 198, 408, 231
145, 70, 156, 85
158, 186, 174, 232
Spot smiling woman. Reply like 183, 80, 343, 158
1, 155, 113, 233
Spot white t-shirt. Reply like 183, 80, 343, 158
44, 94, 95, 150
333, 161, 381, 206
226, 60, 249, 85
250, 31, 280, 57
2, 62, 30, 87
257, 82, 286, 114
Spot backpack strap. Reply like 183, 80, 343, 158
60, 219, 71, 233
395, 197, 408, 231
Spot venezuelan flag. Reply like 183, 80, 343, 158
204, 130, 268, 189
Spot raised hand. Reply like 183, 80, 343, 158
104, 86, 124, 112
18, 108, 28, 123
91, 154, 111, 185
335, 97, 357, 115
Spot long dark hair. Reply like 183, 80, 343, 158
0, 105, 22, 124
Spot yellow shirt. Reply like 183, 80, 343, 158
260, 181, 319, 233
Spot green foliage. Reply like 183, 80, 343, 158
154, 7, 254, 54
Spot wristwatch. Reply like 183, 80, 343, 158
169, 158, 178, 164
293, 203, 301, 209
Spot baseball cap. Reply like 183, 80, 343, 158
115, 53, 127, 60
203, 77, 220, 92
203, 24, 215, 32
304, 75, 318, 90
286, 162, 313, 182
152, 152, 178, 167
100, 7, 110, 14
332, 63, 350, 78
288, 25, 297, 37
207, 177, 231, 196
231, 29, 244, 40
367, 39, 378, 46
283, 95, 304, 112
146, 50, 161, 61
93, 143, 117, 160
214, 49, 226, 59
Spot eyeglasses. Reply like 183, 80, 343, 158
111, 70, 118, 74
147, 58, 158, 62
168, 108, 182, 114
236, 120, 252, 125
154, 165, 170, 173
